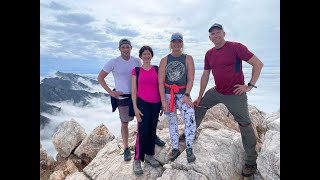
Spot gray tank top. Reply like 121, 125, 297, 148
165, 54, 187, 94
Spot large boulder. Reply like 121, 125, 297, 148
52, 119, 87, 158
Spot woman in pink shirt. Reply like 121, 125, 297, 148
131, 45, 162, 175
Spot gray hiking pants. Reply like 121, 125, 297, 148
195, 87, 257, 165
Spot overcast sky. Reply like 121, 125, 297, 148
40, 0, 280, 68
40, 1, 280, 157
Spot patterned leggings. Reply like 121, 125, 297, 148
165, 93, 196, 149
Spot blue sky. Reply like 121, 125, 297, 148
40, 0, 280, 75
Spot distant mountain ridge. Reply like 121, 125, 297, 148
40, 71, 109, 128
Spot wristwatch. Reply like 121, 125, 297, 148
184, 93, 190, 97
247, 83, 257, 88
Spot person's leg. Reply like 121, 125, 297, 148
134, 97, 149, 162
132, 98, 149, 175
146, 102, 161, 155
155, 108, 165, 147
118, 105, 134, 161
195, 87, 220, 128
144, 101, 161, 167
175, 94, 196, 148
221, 93, 257, 168
155, 134, 166, 147
121, 121, 129, 148
165, 94, 181, 161
175, 94, 196, 163
179, 88, 219, 142
133, 119, 143, 175
165, 94, 179, 150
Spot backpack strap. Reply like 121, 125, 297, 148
135, 67, 140, 90
154, 65, 159, 74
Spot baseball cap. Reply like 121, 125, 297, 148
119, 38, 131, 48
208, 23, 223, 32
171, 32, 183, 42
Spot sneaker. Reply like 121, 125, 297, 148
155, 135, 166, 147
169, 149, 180, 161
145, 155, 160, 168
133, 159, 143, 175
179, 134, 185, 142
124, 148, 132, 161
241, 164, 257, 177
186, 148, 196, 163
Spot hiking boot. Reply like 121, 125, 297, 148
186, 148, 196, 163
179, 133, 185, 142
241, 164, 257, 177
133, 159, 143, 175
124, 148, 132, 161
145, 155, 160, 168
155, 135, 166, 147
169, 149, 180, 161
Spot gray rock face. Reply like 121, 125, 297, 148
41, 105, 280, 180
52, 120, 87, 158
257, 113, 280, 180
40, 142, 56, 180
65, 172, 90, 180
74, 124, 115, 164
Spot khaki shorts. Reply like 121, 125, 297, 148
118, 105, 134, 122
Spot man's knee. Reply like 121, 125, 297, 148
121, 122, 129, 128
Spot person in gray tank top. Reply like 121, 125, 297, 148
158, 32, 196, 163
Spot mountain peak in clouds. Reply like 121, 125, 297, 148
40, 71, 108, 128
55, 71, 100, 86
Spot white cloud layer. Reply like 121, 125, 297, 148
40, 69, 279, 158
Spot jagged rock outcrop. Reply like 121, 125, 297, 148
40, 143, 56, 180
74, 124, 115, 164
41, 104, 280, 180
49, 170, 65, 180
160, 127, 245, 180
159, 168, 208, 180
83, 138, 166, 179
256, 110, 280, 180
65, 172, 89, 180
52, 153, 87, 180
156, 104, 266, 180
52, 119, 87, 158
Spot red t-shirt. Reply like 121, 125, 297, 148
131, 66, 161, 103
204, 41, 254, 95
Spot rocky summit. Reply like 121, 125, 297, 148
40, 104, 280, 180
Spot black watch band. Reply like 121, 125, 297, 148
248, 83, 257, 88
184, 93, 190, 97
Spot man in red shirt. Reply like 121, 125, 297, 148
193, 23, 264, 177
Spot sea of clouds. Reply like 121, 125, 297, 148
40, 66, 279, 158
